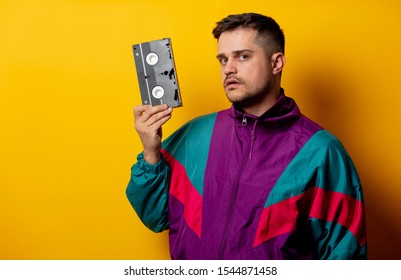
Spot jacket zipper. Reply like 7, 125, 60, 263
249, 119, 258, 160
218, 114, 257, 258
218, 144, 250, 259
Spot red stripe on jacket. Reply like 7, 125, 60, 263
254, 187, 366, 247
162, 150, 203, 238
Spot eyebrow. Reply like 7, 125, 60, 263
216, 49, 254, 59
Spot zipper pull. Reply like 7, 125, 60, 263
242, 115, 247, 126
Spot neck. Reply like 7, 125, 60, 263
241, 87, 282, 117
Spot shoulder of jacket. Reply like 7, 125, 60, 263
306, 130, 352, 162
178, 112, 219, 132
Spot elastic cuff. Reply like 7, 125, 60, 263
135, 152, 167, 174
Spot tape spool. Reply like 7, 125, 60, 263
152, 86, 165, 99
146, 52, 159, 66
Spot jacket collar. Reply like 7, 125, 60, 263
229, 89, 301, 130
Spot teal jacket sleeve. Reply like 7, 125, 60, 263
270, 130, 367, 259
126, 152, 170, 233
308, 132, 367, 259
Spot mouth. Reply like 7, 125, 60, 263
224, 78, 241, 88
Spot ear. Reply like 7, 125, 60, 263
271, 52, 286, 75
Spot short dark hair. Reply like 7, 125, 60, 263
212, 13, 285, 55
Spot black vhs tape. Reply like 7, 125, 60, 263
132, 38, 182, 107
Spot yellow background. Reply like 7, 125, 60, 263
1, 0, 400, 260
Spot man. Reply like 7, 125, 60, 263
126, 13, 367, 259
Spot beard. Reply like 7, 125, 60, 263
224, 76, 271, 108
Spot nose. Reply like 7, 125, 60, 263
223, 59, 237, 76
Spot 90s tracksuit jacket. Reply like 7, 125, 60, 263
126, 93, 367, 259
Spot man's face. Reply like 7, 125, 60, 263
217, 28, 274, 108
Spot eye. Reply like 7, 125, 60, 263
238, 54, 249, 61
218, 57, 228, 65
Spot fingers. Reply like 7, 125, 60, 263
155, 111, 172, 127
134, 105, 152, 118
134, 104, 172, 125
133, 104, 173, 137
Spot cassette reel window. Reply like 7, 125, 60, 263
132, 38, 183, 108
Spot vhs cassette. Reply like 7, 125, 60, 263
132, 38, 182, 108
